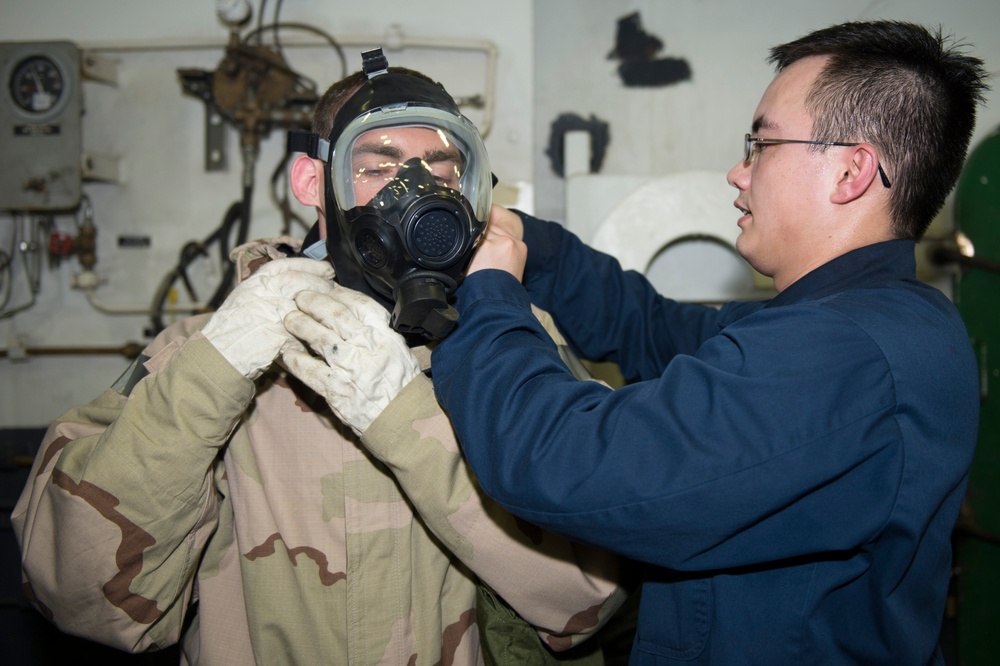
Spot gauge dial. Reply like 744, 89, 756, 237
9, 55, 65, 115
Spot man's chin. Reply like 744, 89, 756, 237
734, 236, 762, 273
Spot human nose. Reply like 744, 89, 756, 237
727, 159, 749, 191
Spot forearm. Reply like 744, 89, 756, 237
363, 374, 627, 647
434, 279, 905, 573
519, 212, 720, 379
13, 333, 253, 651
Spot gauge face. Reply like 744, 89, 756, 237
9, 55, 65, 115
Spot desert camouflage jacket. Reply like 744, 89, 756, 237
12, 237, 627, 665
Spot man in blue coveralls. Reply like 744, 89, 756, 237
283, 20, 989, 665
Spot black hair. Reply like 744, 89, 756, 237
769, 20, 989, 239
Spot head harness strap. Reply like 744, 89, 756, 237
361, 48, 389, 78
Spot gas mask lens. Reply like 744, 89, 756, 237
349, 126, 464, 206
330, 106, 492, 224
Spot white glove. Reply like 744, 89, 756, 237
201, 257, 336, 380
281, 288, 421, 434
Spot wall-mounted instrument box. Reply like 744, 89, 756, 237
0, 41, 82, 212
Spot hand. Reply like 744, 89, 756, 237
201, 258, 336, 380
468, 205, 527, 281
281, 288, 421, 434
488, 204, 524, 240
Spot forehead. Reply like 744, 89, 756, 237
352, 125, 457, 157
752, 55, 828, 134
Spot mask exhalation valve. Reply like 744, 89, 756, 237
391, 273, 460, 339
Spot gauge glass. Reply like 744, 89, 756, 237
9, 55, 65, 114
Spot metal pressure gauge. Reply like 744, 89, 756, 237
8, 54, 67, 116
0, 41, 82, 211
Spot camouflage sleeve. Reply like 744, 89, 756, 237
362, 373, 629, 651
11, 320, 255, 653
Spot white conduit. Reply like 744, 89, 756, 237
79, 27, 498, 137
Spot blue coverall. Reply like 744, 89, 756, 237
432, 213, 980, 665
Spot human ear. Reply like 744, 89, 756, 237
830, 144, 881, 204
290, 155, 325, 208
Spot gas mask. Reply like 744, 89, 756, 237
288, 48, 492, 341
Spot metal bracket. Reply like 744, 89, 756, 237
81, 152, 121, 182
177, 68, 227, 172
205, 104, 228, 172
80, 50, 118, 86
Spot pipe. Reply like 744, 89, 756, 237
955, 517, 1000, 547
931, 247, 1000, 275
78, 28, 498, 136
0, 342, 144, 360
72, 270, 211, 316
83, 286, 211, 317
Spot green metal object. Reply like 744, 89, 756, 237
952, 124, 1000, 666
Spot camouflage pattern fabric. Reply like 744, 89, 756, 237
12, 238, 627, 665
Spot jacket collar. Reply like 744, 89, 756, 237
765, 239, 917, 309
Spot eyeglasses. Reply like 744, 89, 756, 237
743, 133, 891, 188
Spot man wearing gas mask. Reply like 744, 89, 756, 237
287, 48, 493, 343
13, 51, 633, 665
